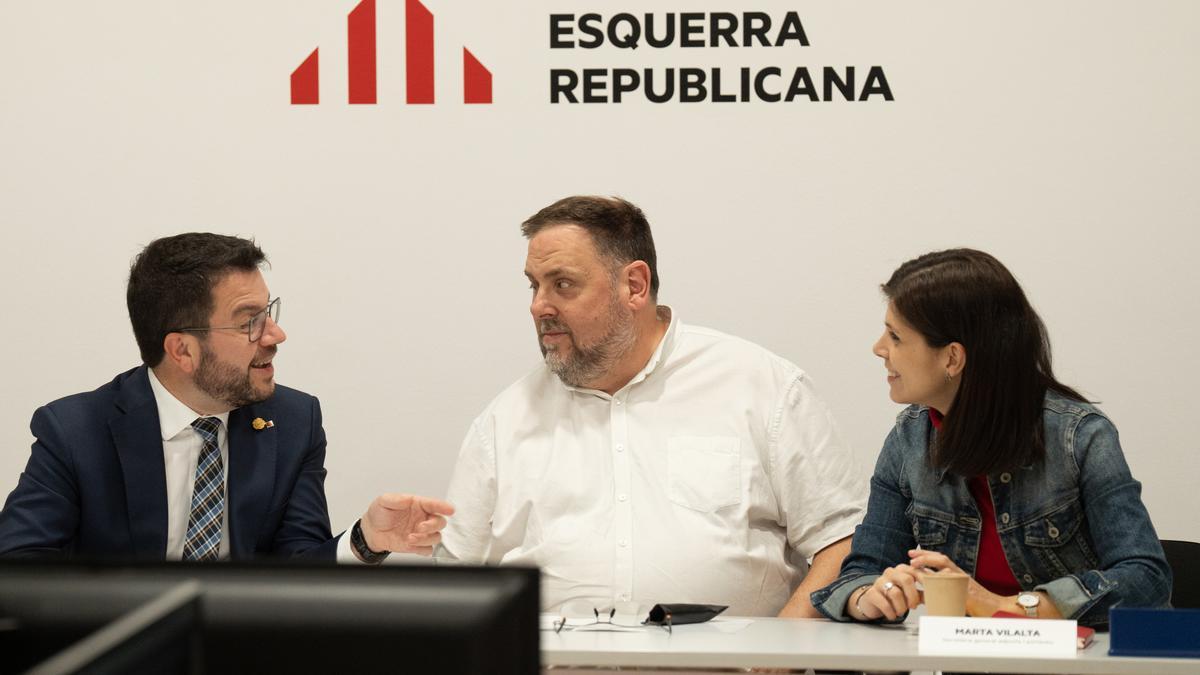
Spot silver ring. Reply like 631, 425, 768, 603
882, 581, 895, 592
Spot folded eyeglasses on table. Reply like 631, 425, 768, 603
551, 603, 728, 634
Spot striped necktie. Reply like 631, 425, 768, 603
182, 416, 224, 561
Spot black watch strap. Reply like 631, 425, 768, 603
351, 519, 390, 564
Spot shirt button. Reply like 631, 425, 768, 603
619, 539, 628, 547
615, 444, 624, 452
618, 494, 628, 502
620, 594, 630, 601
1000, 513, 1011, 525
616, 400, 623, 405
1023, 574, 1034, 584
1048, 526, 1060, 539
999, 473, 1012, 483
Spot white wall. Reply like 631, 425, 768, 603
1, 1, 1197, 541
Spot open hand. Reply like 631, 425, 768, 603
360, 493, 455, 556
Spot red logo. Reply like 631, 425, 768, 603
290, 0, 492, 105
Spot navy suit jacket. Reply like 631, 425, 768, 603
0, 366, 340, 560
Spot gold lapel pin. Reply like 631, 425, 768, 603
252, 418, 275, 431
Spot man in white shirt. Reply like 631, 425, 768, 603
0, 233, 452, 563
439, 196, 866, 616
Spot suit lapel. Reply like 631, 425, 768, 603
110, 367, 169, 557
227, 404, 277, 557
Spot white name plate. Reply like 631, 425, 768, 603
918, 616, 1077, 657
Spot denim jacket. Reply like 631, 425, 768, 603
811, 391, 1171, 627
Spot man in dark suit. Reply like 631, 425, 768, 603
0, 233, 452, 562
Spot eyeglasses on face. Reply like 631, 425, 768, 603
173, 297, 281, 343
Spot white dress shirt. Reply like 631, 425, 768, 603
147, 369, 232, 560
438, 308, 868, 616
148, 370, 360, 562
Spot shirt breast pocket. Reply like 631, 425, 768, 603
667, 436, 742, 513
1022, 499, 1099, 577
907, 504, 953, 547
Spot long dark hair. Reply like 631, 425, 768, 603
882, 249, 1085, 475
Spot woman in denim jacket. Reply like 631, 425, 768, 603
811, 249, 1171, 627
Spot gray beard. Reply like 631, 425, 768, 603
541, 305, 638, 389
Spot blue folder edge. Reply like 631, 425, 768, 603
1108, 606, 1200, 658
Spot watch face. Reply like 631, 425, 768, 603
1018, 594, 1039, 608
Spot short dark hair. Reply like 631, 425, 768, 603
127, 233, 267, 366
521, 196, 659, 298
882, 248, 1085, 476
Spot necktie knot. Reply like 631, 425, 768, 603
191, 416, 221, 444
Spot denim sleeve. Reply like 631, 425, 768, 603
810, 424, 916, 622
1034, 413, 1172, 626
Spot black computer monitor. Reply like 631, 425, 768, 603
0, 560, 540, 675
0, 575, 202, 675
29, 581, 202, 675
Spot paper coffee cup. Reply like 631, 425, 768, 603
922, 571, 969, 617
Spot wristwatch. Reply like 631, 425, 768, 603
351, 519, 390, 564
1017, 592, 1040, 617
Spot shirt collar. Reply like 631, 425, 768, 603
560, 305, 679, 398
633, 305, 677, 384
147, 368, 231, 440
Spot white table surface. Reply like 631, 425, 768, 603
541, 616, 1200, 674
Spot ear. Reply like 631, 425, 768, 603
945, 342, 967, 378
161, 332, 202, 376
623, 261, 652, 310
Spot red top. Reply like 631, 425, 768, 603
929, 409, 1022, 596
